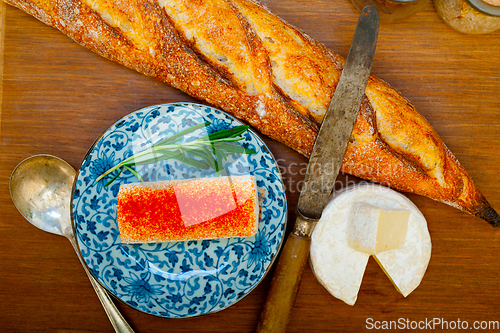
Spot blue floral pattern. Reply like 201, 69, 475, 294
71, 103, 287, 318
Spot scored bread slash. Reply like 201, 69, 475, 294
117, 175, 260, 243
6, 0, 500, 225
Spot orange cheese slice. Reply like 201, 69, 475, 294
117, 175, 259, 243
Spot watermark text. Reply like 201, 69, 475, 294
366, 317, 499, 330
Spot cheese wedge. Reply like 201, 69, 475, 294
310, 184, 431, 305
117, 175, 259, 243
347, 203, 410, 255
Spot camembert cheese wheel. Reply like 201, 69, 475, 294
310, 184, 431, 306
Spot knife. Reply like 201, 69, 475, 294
256, 6, 379, 333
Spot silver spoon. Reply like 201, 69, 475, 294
9, 154, 134, 333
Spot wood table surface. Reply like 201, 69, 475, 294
1, 1, 500, 332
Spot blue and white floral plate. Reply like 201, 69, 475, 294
71, 103, 287, 318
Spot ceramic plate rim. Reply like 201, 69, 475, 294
70, 102, 288, 318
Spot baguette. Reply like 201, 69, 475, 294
5, 0, 499, 226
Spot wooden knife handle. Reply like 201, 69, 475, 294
256, 229, 311, 333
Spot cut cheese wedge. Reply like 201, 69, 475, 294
347, 203, 410, 255
310, 184, 431, 306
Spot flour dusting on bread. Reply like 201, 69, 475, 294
5, 0, 499, 225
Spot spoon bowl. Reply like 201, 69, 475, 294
10, 154, 134, 333
10, 154, 75, 236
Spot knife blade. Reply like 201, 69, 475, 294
297, 6, 380, 222
256, 6, 379, 333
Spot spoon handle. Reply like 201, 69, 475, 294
67, 235, 135, 333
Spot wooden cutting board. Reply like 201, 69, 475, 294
1, 1, 500, 332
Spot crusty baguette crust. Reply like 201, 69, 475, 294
5, 0, 499, 225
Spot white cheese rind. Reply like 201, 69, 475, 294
374, 212, 431, 297
347, 202, 379, 254
310, 184, 431, 305
310, 200, 370, 306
